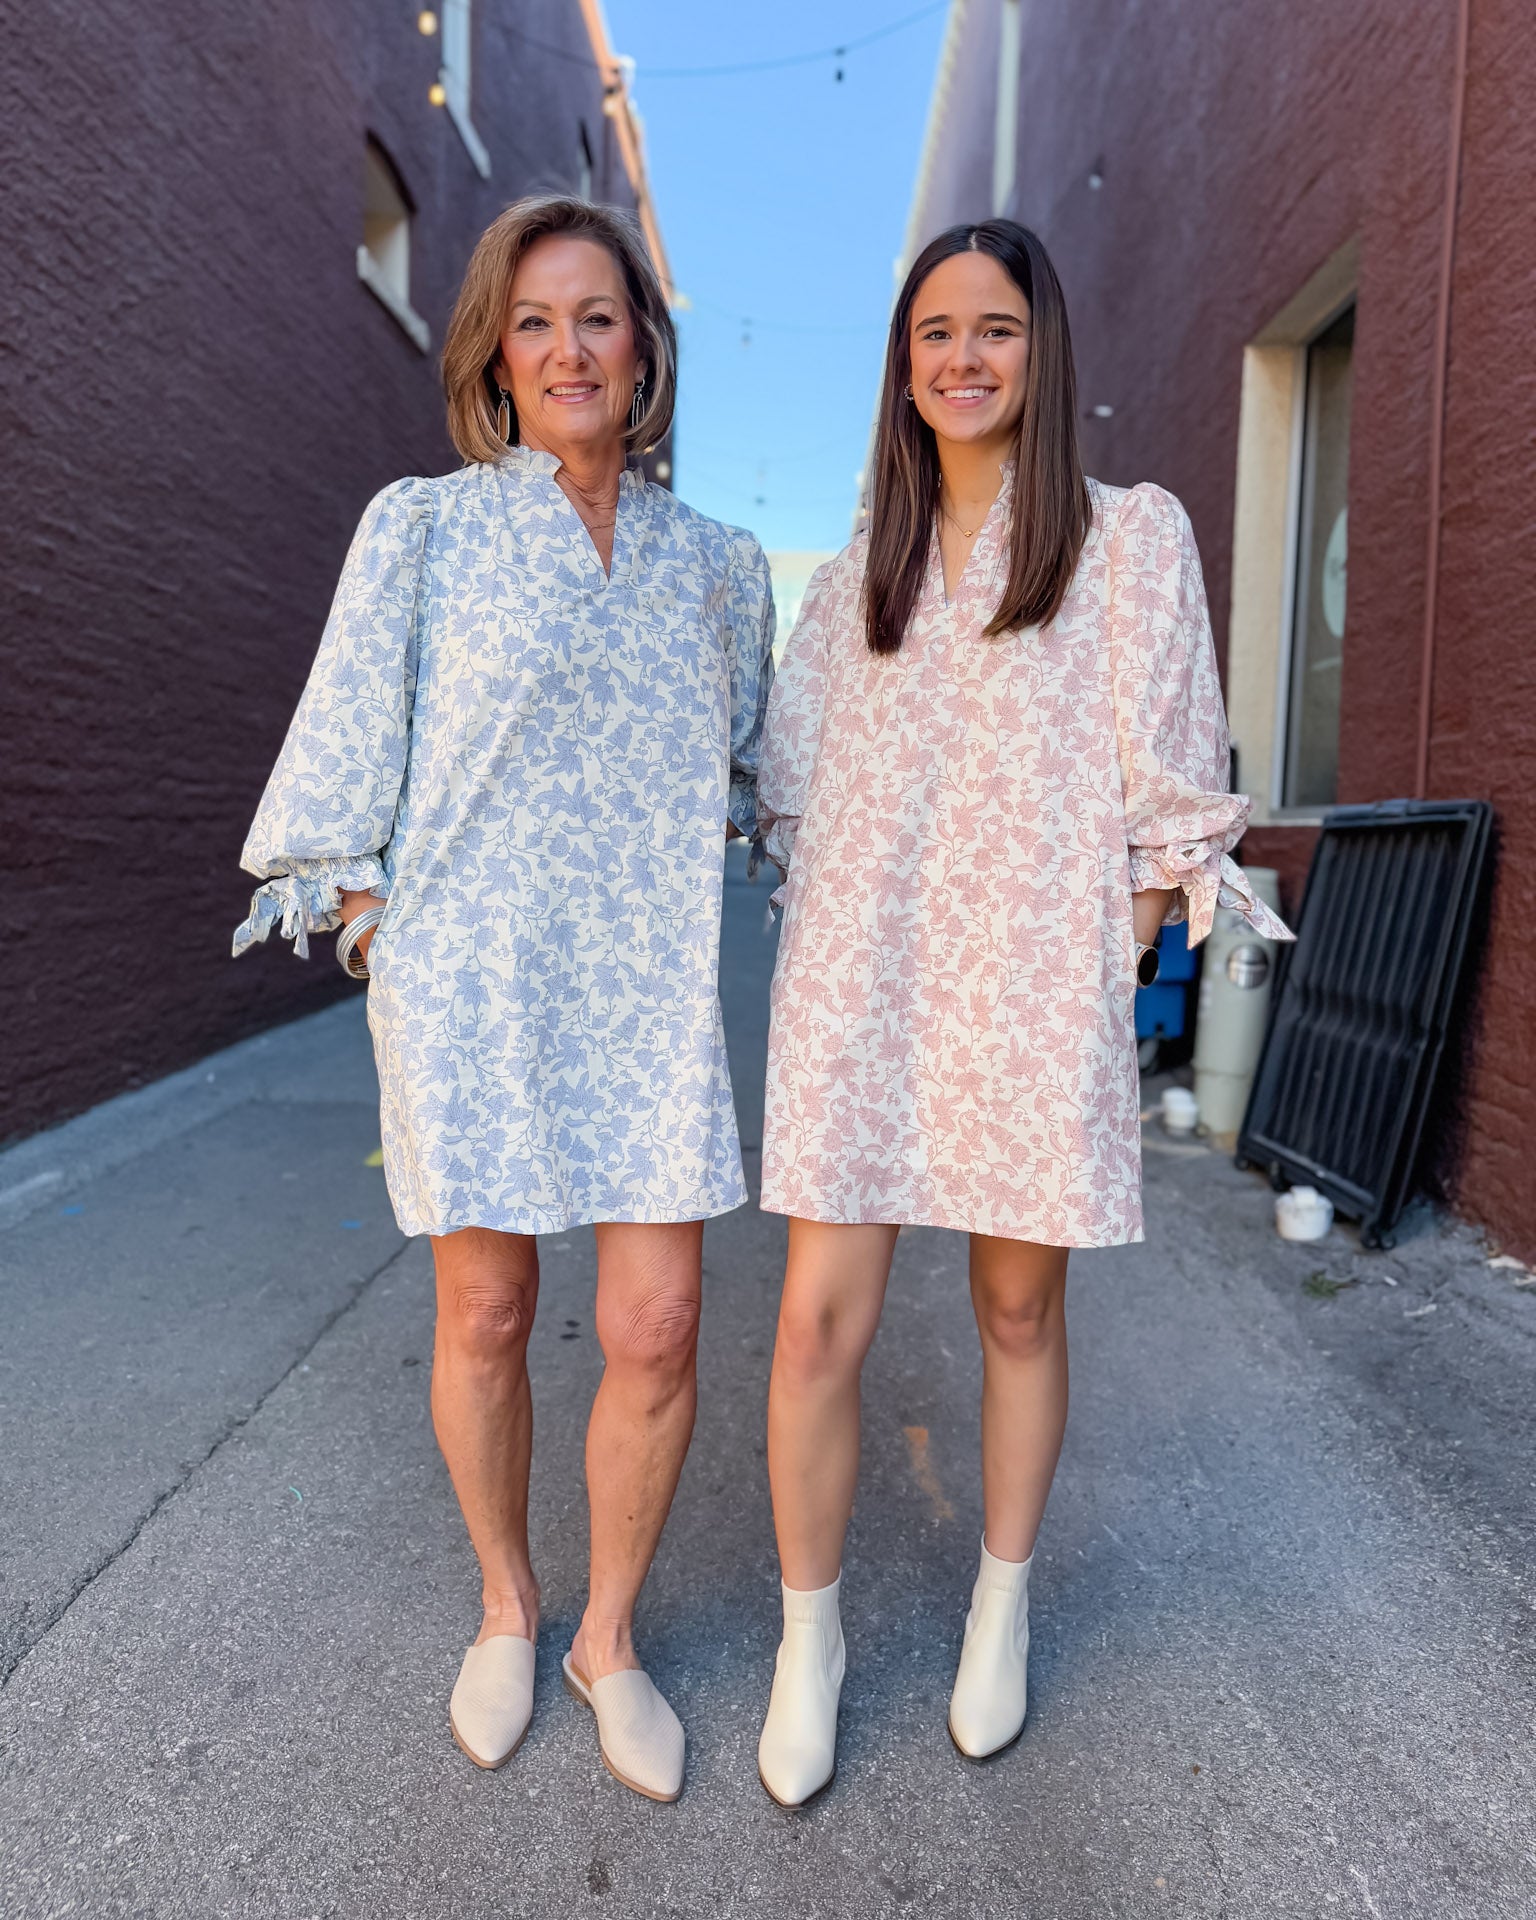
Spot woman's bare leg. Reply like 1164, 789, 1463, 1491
767, 1220, 901, 1590
430, 1227, 542, 1643
571, 1220, 704, 1682
967, 1235, 1070, 1560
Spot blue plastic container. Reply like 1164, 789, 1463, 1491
1134, 921, 1197, 1040
1134, 982, 1186, 1040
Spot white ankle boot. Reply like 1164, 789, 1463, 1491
947, 1540, 1032, 1759
757, 1576, 845, 1807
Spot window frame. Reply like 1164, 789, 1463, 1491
577, 123, 594, 201
1222, 238, 1359, 830
1272, 298, 1356, 813
357, 137, 430, 353
439, 0, 491, 179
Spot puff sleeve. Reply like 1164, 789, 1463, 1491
756, 555, 837, 892
723, 529, 777, 854
1107, 483, 1293, 947
232, 477, 433, 959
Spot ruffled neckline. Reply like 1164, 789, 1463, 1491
497, 443, 645, 494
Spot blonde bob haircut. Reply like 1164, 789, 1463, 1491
442, 194, 676, 465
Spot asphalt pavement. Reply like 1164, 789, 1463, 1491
2, 845, 1534, 1918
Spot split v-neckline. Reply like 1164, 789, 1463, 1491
499, 446, 641, 589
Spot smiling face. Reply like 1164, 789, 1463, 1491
494, 234, 645, 460
907, 249, 1032, 456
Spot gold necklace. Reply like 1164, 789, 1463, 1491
940, 492, 990, 539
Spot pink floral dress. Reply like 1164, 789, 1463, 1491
757, 475, 1293, 1246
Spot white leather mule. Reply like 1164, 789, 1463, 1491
449, 1634, 536, 1769
563, 1652, 685, 1803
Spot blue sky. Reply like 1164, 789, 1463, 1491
603, 1, 949, 553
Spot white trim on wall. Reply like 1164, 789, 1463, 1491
1225, 238, 1358, 828
441, 0, 491, 178
357, 245, 430, 352
992, 0, 1022, 215
1269, 353, 1309, 814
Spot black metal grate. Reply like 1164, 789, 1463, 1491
1236, 799, 1492, 1249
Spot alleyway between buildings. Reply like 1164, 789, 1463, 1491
2, 850, 1534, 1919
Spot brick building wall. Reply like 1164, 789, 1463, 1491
1, 0, 668, 1142
905, 0, 1536, 1255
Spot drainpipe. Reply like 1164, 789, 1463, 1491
1416, 0, 1472, 798
992, 0, 1022, 216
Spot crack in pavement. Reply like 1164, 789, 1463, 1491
0, 1234, 413, 1690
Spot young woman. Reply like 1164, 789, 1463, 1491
753, 219, 1291, 1806
234, 196, 774, 1803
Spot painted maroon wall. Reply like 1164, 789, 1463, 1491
915, 1, 1536, 1254
0, 1, 660, 1142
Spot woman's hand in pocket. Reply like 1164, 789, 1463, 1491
339, 890, 388, 963
1131, 887, 1176, 950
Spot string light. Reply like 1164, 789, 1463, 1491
641, 2, 945, 79
417, 9, 438, 32
428, 78, 447, 106
481, 4, 945, 85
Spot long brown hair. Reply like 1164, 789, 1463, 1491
864, 221, 1091, 654
441, 195, 676, 464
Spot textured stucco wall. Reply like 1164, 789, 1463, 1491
0, 0, 656, 1142
914, 0, 1536, 1254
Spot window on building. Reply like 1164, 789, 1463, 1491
1281, 304, 1354, 809
440, 0, 490, 178
577, 125, 594, 202
1223, 239, 1356, 824
357, 139, 429, 352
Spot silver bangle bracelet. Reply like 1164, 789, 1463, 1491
335, 906, 385, 980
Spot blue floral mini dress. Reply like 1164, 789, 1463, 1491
234, 448, 775, 1236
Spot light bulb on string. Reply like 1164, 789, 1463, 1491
834, 46, 846, 81
428, 79, 447, 106
417, 9, 438, 33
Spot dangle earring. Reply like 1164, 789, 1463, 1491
628, 375, 647, 433
496, 386, 512, 443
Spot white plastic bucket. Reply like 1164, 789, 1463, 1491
1275, 1185, 1334, 1241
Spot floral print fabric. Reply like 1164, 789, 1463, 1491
235, 448, 775, 1236
758, 476, 1292, 1247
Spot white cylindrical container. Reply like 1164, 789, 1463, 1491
1193, 865, 1284, 1145
1161, 1086, 1199, 1134
1275, 1185, 1334, 1241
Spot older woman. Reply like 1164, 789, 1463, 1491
233, 196, 774, 1804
